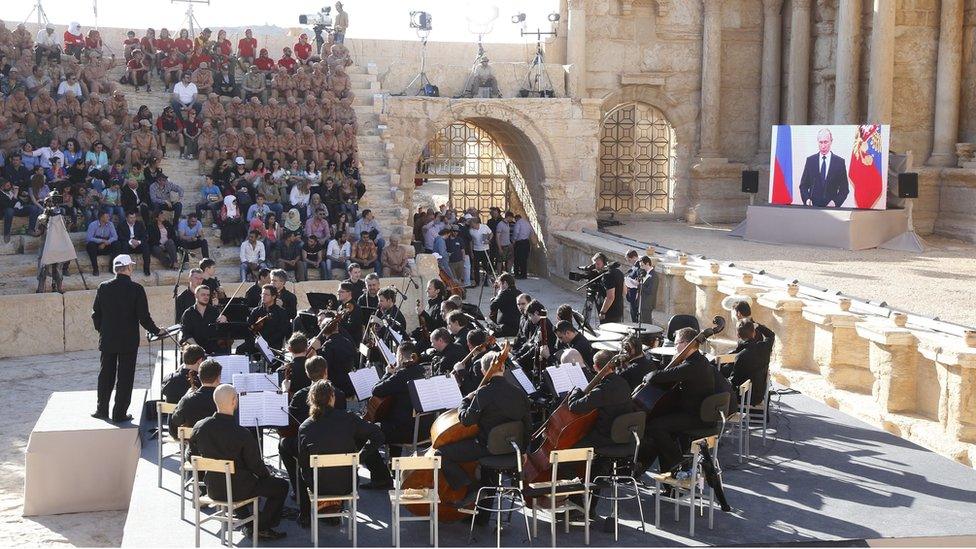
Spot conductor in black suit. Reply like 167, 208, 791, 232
799, 128, 850, 208
91, 254, 164, 422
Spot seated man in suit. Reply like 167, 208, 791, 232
298, 380, 391, 527
429, 327, 466, 375
190, 384, 289, 541
637, 327, 716, 475
453, 330, 490, 395
161, 344, 206, 404
116, 210, 152, 276
798, 128, 849, 208
169, 358, 221, 439
371, 341, 428, 458
514, 300, 555, 368
437, 351, 531, 497
722, 320, 775, 406
554, 320, 595, 368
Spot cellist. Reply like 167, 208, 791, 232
436, 351, 531, 505
370, 341, 428, 459
160, 344, 206, 404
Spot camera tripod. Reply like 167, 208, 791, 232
400, 28, 435, 96
520, 29, 556, 97
23, 0, 51, 27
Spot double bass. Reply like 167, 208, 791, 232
439, 266, 466, 299
631, 315, 725, 415
398, 343, 511, 522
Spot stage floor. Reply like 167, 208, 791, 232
606, 220, 976, 328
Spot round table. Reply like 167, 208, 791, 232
599, 322, 664, 336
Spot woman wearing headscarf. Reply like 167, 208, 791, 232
219, 195, 244, 246
63, 22, 85, 60
283, 208, 302, 236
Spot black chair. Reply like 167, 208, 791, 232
592, 411, 647, 540
470, 421, 531, 547
665, 315, 700, 345
684, 392, 732, 441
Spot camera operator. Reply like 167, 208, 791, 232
333, 2, 349, 45
36, 191, 74, 293
592, 252, 624, 324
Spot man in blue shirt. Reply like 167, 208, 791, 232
176, 213, 210, 259
86, 211, 119, 276
195, 175, 222, 226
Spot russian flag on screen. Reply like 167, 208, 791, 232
771, 125, 793, 204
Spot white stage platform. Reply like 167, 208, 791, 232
732, 205, 915, 250
23, 390, 146, 516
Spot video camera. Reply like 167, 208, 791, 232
299, 7, 333, 28
567, 261, 620, 282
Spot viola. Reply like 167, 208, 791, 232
186, 369, 201, 391
417, 299, 430, 341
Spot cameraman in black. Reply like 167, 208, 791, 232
592, 253, 625, 324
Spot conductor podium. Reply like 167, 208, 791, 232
23, 389, 147, 516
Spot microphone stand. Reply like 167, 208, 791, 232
172, 246, 191, 299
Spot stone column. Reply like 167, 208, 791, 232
917, 331, 976, 443
655, 255, 695, 327
756, 284, 815, 372
757, 0, 784, 155
867, 0, 896, 123
698, 0, 724, 158
785, 0, 811, 124
684, 262, 725, 331
802, 299, 872, 392
832, 0, 862, 123
566, 0, 588, 98
927, 0, 965, 166
855, 314, 918, 414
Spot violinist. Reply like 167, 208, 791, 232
616, 335, 656, 390
270, 269, 297, 321
445, 310, 472, 348
160, 344, 206, 404
337, 282, 364, 343
342, 263, 365, 302
412, 278, 448, 347
637, 327, 716, 476
200, 258, 226, 302
512, 293, 534, 350
723, 317, 775, 407
453, 330, 490, 395
282, 333, 313, 394
514, 300, 555, 368
175, 268, 204, 323
179, 285, 228, 354
370, 341, 428, 458
310, 309, 358, 398
168, 358, 222, 439
429, 327, 466, 375
437, 351, 531, 496
357, 273, 380, 328
244, 268, 272, 309
375, 287, 407, 341
245, 284, 291, 352
554, 320, 595, 368
488, 273, 520, 337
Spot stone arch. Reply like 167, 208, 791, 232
399, 101, 562, 275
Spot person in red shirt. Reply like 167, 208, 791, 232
126, 49, 151, 92
215, 30, 233, 57
278, 47, 297, 73
254, 48, 276, 72
237, 29, 257, 64
294, 34, 313, 64
64, 22, 85, 60
161, 51, 185, 88
188, 44, 212, 71
156, 28, 175, 56
174, 29, 193, 55
86, 29, 103, 54
140, 28, 158, 74
123, 31, 140, 60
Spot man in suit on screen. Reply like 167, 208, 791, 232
799, 128, 850, 208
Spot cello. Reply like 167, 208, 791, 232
398, 342, 511, 522
631, 315, 725, 415
439, 266, 466, 299
521, 349, 642, 488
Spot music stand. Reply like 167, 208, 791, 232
221, 298, 251, 323
213, 322, 253, 347
147, 324, 183, 398
307, 292, 338, 311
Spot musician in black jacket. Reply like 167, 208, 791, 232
343, 263, 366, 301
244, 284, 291, 352
244, 268, 271, 309
515, 300, 555, 368
161, 344, 205, 404
179, 285, 228, 355
357, 273, 381, 327
554, 320, 595, 368
337, 282, 364, 343
282, 333, 312, 394
616, 336, 656, 390
511, 293, 534, 350
430, 327, 466, 375
437, 351, 531, 493
638, 327, 716, 474
299, 380, 392, 526
371, 342, 428, 458
412, 279, 448, 349
169, 358, 221, 438
721, 320, 775, 406
311, 314, 358, 398
175, 268, 205, 322
453, 330, 491, 395
489, 273, 520, 336
190, 384, 288, 541
271, 269, 297, 321
376, 287, 407, 339
91, 255, 164, 421
446, 310, 472, 349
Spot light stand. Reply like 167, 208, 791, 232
172, 0, 210, 39
519, 28, 557, 98
23, 0, 51, 27
399, 27, 434, 96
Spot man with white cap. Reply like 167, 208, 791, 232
34, 25, 61, 65
91, 254, 165, 422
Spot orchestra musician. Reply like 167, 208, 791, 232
488, 273, 520, 337
554, 320, 595, 368
270, 269, 298, 321
375, 287, 407, 339
592, 252, 625, 324
189, 384, 289, 541
244, 268, 272, 309
282, 333, 313, 394
298, 380, 393, 527
175, 268, 205, 322
200, 258, 226, 302
722, 319, 775, 406
179, 285, 228, 354
370, 341, 429, 458
245, 284, 291, 352
436, 351, 531, 496
342, 263, 366, 302
637, 327, 716, 475
445, 310, 472, 349
616, 336, 656, 390
337, 282, 365, 343
514, 300, 555, 368
160, 344, 206, 404
168, 358, 222, 439
512, 293, 533, 350
412, 278, 449, 348
429, 327, 466, 375
453, 330, 490, 395
357, 273, 380, 328
309, 310, 359, 398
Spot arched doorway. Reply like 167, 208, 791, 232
598, 102, 677, 214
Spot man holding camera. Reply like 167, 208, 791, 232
592, 252, 625, 324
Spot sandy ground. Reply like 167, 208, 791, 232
0, 349, 153, 547
607, 221, 976, 328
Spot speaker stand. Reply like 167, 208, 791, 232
880, 199, 926, 252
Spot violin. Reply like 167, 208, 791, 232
534, 311, 549, 380
451, 335, 496, 379
309, 302, 355, 353
249, 314, 268, 336
186, 369, 201, 391
417, 299, 430, 341
439, 266, 465, 299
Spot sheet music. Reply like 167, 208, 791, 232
390, 329, 403, 345
215, 354, 250, 384
255, 336, 275, 363
359, 342, 370, 357
232, 373, 280, 394
411, 376, 463, 412
237, 391, 288, 427
509, 368, 536, 395
348, 367, 380, 401
376, 339, 396, 366
546, 363, 588, 395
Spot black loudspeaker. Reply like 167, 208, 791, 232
741, 170, 759, 194
898, 172, 919, 198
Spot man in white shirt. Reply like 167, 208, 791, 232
35, 26, 61, 65
239, 229, 266, 282
171, 72, 201, 120
468, 216, 493, 287
325, 230, 352, 278
29, 138, 65, 170
512, 215, 533, 279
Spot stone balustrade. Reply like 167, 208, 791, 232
684, 262, 727, 330
802, 299, 871, 393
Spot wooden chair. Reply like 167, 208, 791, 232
649, 436, 719, 537
156, 401, 178, 488
190, 456, 258, 548
177, 426, 199, 520
389, 455, 441, 547
526, 447, 594, 547
308, 452, 360, 548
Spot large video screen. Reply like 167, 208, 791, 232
768, 124, 890, 210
